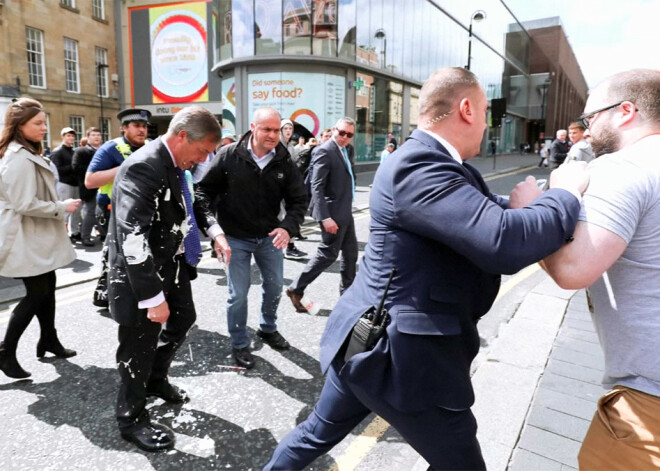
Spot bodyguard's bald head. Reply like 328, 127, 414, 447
419, 68, 482, 128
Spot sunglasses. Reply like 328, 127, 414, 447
337, 130, 354, 138
576, 101, 628, 128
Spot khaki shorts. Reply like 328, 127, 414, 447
579, 385, 660, 470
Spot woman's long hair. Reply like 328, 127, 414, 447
0, 98, 45, 158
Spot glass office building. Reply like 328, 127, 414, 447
213, 0, 534, 161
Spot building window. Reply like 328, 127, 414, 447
95, 47, 108, 97
283, 0, 312, 55
64, 38, 80, 93
100, 118, 111, 142
43, 114, 51, 152
61, 0, 76, 8
92, 0, 105, 20
26, 27, 46, 88
69, 116, 84, 138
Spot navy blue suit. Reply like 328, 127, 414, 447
265, 130, 581, 470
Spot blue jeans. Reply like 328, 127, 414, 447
226, 235, 284, 349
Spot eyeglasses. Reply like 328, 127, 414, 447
337, 130, 354, 138
576, 101, 625, 128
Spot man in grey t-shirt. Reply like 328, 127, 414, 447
542, 69, 660, 470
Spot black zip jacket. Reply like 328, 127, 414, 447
193, 131, 307, 239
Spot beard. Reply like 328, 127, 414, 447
590, 125, 620, 157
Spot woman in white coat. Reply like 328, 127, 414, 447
0, 98, 81, 379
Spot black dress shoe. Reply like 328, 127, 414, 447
92, 289, 109, 308
121, 422, 174, 452
233, 347, 255, 369
146, 379, 189, 403
257, 330, 291, 350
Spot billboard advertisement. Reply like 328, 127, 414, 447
247, 72, 345, 136
128, 0, 222, 116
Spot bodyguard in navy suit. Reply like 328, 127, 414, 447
264, 68, 590, 470
108, 107, 221, 452
287, 118, 358, 310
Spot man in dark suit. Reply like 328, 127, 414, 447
107, 106, 221, 452
264, 67, 590, 470
286, 117, 358, 311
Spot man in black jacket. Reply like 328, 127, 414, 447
71, 127, 102, 246
51, 127, 82, 241
194, 107, 307, 369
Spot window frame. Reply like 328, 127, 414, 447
95, 47, 109, 98
26, 27, 46, 89
92, 0, 105, 20
64, 37, 81, 93
69, 115, 84, 138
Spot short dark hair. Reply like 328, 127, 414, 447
86, 127, 101, 136
568, 122, 586, 132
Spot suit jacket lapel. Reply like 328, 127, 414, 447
155, 138, 185, 213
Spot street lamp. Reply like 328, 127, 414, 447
466, 10, 486, 71
96, 62, 108, 139
375, 28, 387, 69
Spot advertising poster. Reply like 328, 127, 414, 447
149, 1, 209, 103
248, 72, 345, 136
221, 76, 236, 133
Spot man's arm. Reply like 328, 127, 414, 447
541, 221, 627, 289
85, 166, 119, 189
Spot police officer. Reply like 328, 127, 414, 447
85, 108, 151, 307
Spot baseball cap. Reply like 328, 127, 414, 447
60, 127, 76, 136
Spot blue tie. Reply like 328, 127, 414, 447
342, 146, 355, 200
175, 168, 202, 267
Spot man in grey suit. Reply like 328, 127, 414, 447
286, 117, 358, 311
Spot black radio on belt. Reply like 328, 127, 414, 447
344, 268, 396, 362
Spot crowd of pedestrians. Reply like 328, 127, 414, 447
1, 67, 659, 470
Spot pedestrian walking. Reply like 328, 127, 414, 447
286, 117, 359, 313
542, 68, 660, 470
71, 127, 103, 246
550, 129, 569, 167
194, 107, 307, 369
280, 118, 307, 260
50, 126, 82, 242
108, 106, 221, 452
0, 98, 80, 379
264, 67, 589, 470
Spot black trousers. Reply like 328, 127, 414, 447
115, 258, 196, 432
289, 217, 358, 295
3, 271, 57, 352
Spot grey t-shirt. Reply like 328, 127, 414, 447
566, 139, 594, 163
580, 134, 660, 396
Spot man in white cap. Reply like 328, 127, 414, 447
51, 127, 82, 242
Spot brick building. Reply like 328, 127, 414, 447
0, 0, 120, 148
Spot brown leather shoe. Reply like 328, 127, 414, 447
286, 288, 307, 313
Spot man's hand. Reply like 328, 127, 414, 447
322, 218, 339, 234
550, 161, 590, 195
269, 227, 290, 249
509, 176, 543, 209
213, 234, 232, 266
147, 301, 170, 324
